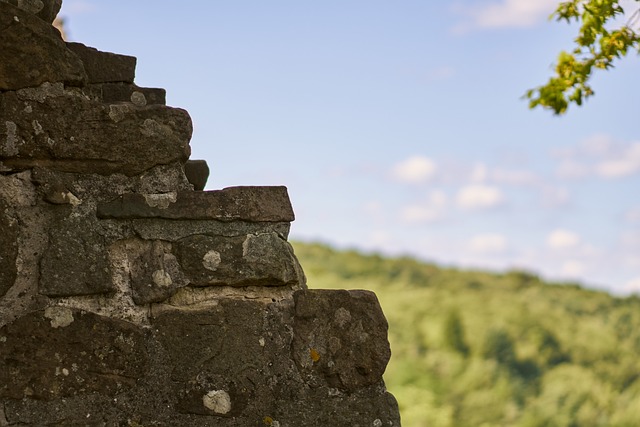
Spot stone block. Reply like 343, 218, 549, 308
0, 2, 87, 91
0, 200, 18, 297
127, 239, 188, 305
175, 232, 304, 287
0, 308, 149, 400
84, 82, 166, 105
0, 88, 192, 176
0, 0, 61, 22
97, 186, 295, 222
184, 159, 210, 191
292, 289, 392, 392
66, 42, 136, 84
39, 210, 114, 297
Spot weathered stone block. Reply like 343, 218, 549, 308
175, 232, 304, 287
97, 186, 295, 222
292, 289, 392, 392
40, 210, 114, 297
84, 82, 166, 105
66, 42, 136, 84
184, 159, 210, 191
0, 2, 87, 91
0, 308, 149, 400
0, 200, 18, 297
127, 239, 188, 304
0, 88, 192, 176
0, 0, 61, 22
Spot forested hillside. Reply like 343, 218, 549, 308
292, 241, 640, 427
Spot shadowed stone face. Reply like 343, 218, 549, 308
0, 200, 18, 298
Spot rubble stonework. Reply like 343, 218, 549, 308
0, 2, 401, 425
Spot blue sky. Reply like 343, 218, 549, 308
58, 0, 639, 294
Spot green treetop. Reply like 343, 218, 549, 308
526, 0, 640, 114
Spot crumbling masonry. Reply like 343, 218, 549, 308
0, 1, 400, 425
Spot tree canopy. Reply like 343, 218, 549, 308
526, 0, 640, 114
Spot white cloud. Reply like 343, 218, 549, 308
561, 260, 585, 277
391, 156, 437, 184
470, 163, 488, 183
469, 233, 508, 254
401, 190, 447, 223
456, 184, 504, 210
547, 229, 580, 249
554, 135, 640, 179
452, 0, 558, 33
624, 277, 640, 293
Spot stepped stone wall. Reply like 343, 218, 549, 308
0, 1, 400, 425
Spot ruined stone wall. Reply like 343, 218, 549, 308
0, 1, 400, 425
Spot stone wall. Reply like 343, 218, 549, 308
0, 1, 400, 425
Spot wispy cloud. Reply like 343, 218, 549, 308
452, 0, 558, 33
390, 156, 438, 184
456, 184, 504, 210
468, 233, 509, 254
401, 190, 448, 224
547, 229, 581, 250
554, 134, 640, 179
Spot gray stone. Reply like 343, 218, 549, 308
175, 232, 304, 287
84, 82, 166, 105
66, 42, 136, 84
39, 209, 114, 296
0, 308, 149, 401
128, 239, 188, 305
0, 89, 192, 176
292, 289, 392, 392
0, 3, 87, 91
0, 200, 18, 297
0, 0, 61, 22
97, 186, 295, 222
184, 159, 210, 190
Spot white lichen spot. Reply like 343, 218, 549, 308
108, 104, 130, 122
202, 390, 232, 414
65, 191, 82, 206
32, 120, 44, 135
62, 368, 69, 376
143, 192, 177, 209
13, 16, 19, 22
17, 82, 64, 102
130, 91, 147, 106
140, 118, 171, 137
4, 121, 19, 156
47, 137, 55, 147
152, 269, 173, 288
373, 419, 383, 427
202, 250, 221, 271
44, 306, 74, 328
259, 337, 266, 347
334, 307, 352, 327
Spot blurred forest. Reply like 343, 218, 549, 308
292, 241, 640, 427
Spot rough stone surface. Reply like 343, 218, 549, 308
0, 87, 192, 176
292, 289, 392, 392
185, 159, 210, 190
0, 200, 18, 297
66, 42, 137, 84
0, 0, 61, 22
0, 3, 87, 91
0, 308, 150, 400
175, 232, 304, 287
83, 82, 166, 105
128, 239, 188, 304
39, 208, 114, 296
0, 6, 400, 424
97, 186, 295, 221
